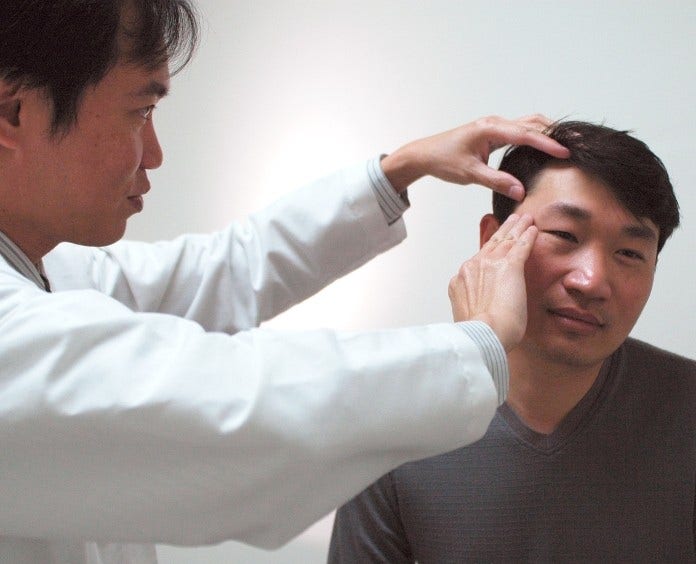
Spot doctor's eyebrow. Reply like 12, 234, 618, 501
545, 202, 658, 241
130, 80, 169, 99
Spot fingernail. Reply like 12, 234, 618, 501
509, 185, 524, 201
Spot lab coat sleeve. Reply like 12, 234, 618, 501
43, 161, 407, 333
0, 281, 497, 548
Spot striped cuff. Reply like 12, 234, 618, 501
367, 156, 410, 225
0, 229, 50, 292
457, 321, 509, 405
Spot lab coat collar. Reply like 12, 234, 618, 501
0, 230, 51, 291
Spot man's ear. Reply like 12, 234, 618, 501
479, 214, 501, 248
0, 83, 22, 150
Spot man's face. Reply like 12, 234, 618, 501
15, 61, 170, 251
496, 164, 659, 373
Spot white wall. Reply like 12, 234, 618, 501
124, 1, 696, 561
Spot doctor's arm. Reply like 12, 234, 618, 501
44, 116, 566, 336
0, 209, 539, 550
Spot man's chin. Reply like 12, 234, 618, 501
521, 336, 618, 371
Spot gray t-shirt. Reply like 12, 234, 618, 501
329, 338, 696, 563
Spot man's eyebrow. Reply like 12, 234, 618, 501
131, 80, 169, 99
545, 202, 658, 241
545, 202, 592, 221
623, 223, 658, 242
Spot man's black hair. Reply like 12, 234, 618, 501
493, 121, 680, 253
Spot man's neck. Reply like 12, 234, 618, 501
505, 350, 604, 435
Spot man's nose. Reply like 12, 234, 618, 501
141, 120, 163, 170
563, 247, 612, 301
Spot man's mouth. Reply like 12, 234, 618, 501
549, 307, 605, 330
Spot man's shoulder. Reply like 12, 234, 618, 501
622, 337, 695, 374
618, 338, 696, 408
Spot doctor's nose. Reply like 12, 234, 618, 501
563, 249, 612, 301
141, 119, 164, 170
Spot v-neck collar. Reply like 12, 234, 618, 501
498, 350, 619, 455
0, 230, 51, 291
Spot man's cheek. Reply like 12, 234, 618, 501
523, 244, 547, 281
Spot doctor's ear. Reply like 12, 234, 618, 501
479, 214, 501, 249
0, 83, 22, 150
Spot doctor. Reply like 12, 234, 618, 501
0, 1, 569, 563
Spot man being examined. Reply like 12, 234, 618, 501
329, 121, 696, 562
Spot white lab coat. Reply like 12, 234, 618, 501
0, 162, 500, 563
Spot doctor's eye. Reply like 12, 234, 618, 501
139, 105, 156, 120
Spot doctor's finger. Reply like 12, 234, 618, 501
485, 214, 534, 254
490, 121, 570, 160
504, 224, 539, 265
468, 162, 527, 201
515, 113, 556, 129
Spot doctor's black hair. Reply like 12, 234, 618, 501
493, 121, 680, 253
0, 0, 199, 136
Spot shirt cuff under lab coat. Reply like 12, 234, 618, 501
458, 321, 509, 405
368, 156, 410, 225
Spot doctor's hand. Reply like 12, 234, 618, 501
381, 114, 569, 201
448, 213, 537, 352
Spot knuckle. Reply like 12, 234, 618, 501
475, 115, 500, 131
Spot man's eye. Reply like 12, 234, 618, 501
546, 230, 578, 243
618, 249, 646, 261
139, 105, 156, 120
